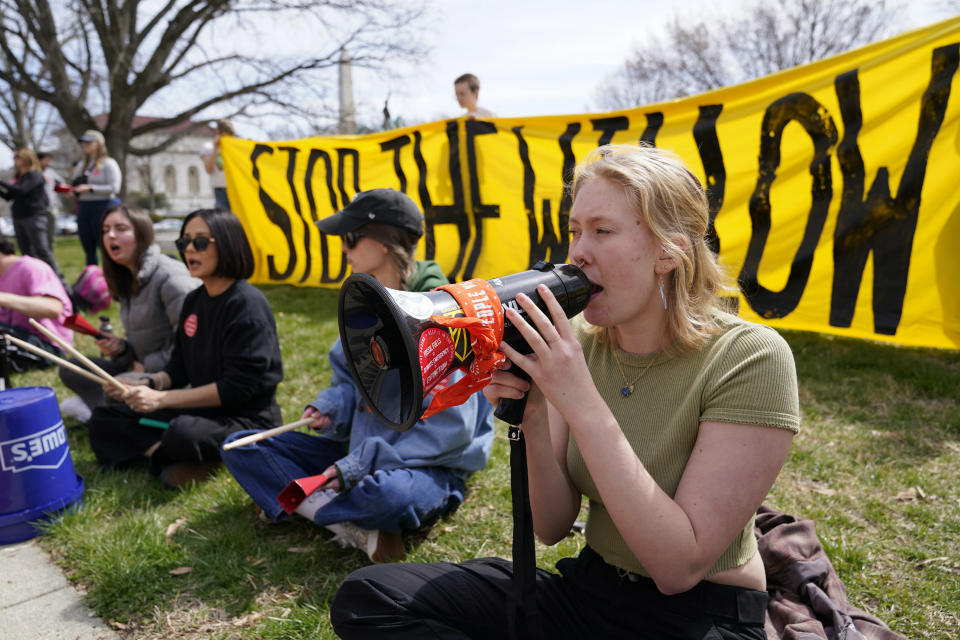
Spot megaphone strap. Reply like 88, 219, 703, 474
421, 279, 505, 420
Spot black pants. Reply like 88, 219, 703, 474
87, 404, 280, 473
46, 210, 57, 250
331, 546, 768, 640
77, 199, 109, 265
13, 213, 63, 279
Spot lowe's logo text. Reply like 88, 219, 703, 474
0, 421, 69, 472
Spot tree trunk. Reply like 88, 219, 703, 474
103, 118, 131, 200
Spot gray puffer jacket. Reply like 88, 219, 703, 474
116, 244, 200, 372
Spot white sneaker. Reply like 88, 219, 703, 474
326, 522, 404, 563
60, 395, 92, 423
293, 488, 336, 520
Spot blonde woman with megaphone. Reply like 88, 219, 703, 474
331, 146, 800, 640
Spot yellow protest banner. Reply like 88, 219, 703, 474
223, 16, 960, 350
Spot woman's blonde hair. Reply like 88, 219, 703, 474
571, 144, 731, 353
13, 148, 42, 174
216, 119, 235, 136
83, 141, 108, 169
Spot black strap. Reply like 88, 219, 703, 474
507, 425, 543, 640
0, 335, 10, 390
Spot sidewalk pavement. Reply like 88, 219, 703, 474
1, 538, 120, 640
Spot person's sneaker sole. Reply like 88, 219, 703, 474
371, 530, 405, 563
159, 461, 219, 489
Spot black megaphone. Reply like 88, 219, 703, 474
338, 261, 591, 431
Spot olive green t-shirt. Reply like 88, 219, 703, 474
566, 313, 800, 577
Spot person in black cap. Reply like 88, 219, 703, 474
312, 188, 438, 290
222, 189, 494, 564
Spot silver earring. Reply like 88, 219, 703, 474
659, 278, 667, 310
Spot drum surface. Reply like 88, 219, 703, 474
0, 387, 84, 544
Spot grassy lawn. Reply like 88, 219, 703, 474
10, 237, 959, 639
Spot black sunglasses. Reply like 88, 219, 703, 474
175, 235, 216, 252
343, 231, 365, 249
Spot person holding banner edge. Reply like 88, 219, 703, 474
221, 189, 494, 564
201, 119, 235, 211
454, 73, 495, 119
331, 145, 800, 639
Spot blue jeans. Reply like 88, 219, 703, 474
221, 430, 467, 533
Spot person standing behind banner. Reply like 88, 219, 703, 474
69, 129, 122, 265
201, 119, 234, 211
87, 208, 283, 490
0, 148, 64, 280
58, 205, 200, 423
222, 189, 494, 564
330, 146, 800, 639
454, 73, 495, 119
37, 152, 63, 252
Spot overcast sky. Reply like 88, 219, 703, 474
340, 0, 952, 129
1, 0, 953, 168
351, 0, 743, 124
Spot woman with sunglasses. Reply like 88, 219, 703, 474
87, 208, 284, 489
58, 204, 199, 422
222, 189, 494, 563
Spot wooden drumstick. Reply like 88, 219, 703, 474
221, 417, 315, 450
3, 333, 110, 386
27, 318, 128, 393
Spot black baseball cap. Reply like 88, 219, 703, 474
315, 189, 424, 238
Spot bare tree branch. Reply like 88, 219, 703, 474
596, 0, 903, 111
0, 0, 430, 192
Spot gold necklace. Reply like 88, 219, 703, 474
611, 347, 658, 398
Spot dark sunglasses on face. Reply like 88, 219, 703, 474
343, 231, 365, 250
175, 235, 216, 252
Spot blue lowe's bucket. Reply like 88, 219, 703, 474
0, 387, 84, 544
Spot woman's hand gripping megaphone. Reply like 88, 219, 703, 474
487, 285, 594, 426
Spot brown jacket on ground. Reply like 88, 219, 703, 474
756, 505, 905, 640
